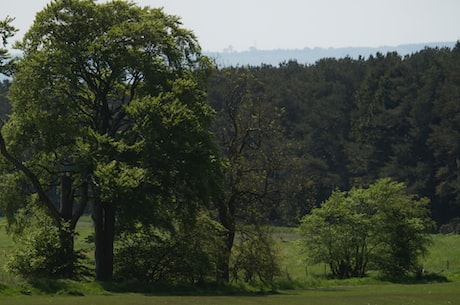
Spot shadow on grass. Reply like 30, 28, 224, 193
25, 273, 449, 297
27, 278, 85, 296
21, 277, 286, 297
378, 272, 450, 284
99, 280, 279, 297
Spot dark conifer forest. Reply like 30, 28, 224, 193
207, 44, 460, 227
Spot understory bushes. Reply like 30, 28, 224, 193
113, 214, 226, 284
6, 208, 86, 279
114, 217, 281, 286
230, 226, 281, 285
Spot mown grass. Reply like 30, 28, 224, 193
0, 282, 460, 305
0, 218, 459, 304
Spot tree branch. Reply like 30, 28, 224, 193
0, 129, 61, 221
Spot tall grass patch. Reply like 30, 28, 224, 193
0, 218, 14, 283
423, 234, 460, 280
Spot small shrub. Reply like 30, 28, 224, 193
231, 226, 281, 286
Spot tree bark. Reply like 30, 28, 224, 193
59, 174, 76, 277
58, 223, 76, 278
218, 228, 235, 283
93, 199, 115, 281
217, 197, 236, 282
60, 174, 73, 222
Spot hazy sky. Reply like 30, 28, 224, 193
2, 0, 460, 52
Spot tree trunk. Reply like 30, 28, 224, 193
60, 174, 73, 221
217, 198, 236, 282
93, 199, 115, 281
219, 228, 235, 282
58, 224, 76, 278
59, 174, 76, 278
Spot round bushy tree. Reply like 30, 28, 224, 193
299, 178, 434, 278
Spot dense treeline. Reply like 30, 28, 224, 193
207, 44, 460, 226
2, 45, 459, 226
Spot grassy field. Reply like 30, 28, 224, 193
0, 282, 459, 305
0, 218, 460, 304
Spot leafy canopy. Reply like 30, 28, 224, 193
2, 0, 219, 226
1, 0, 221, 279
299, 178, 434, 278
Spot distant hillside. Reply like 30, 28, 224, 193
205, 42, 457, 67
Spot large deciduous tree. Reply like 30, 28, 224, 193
207, 68, 296, 282
0, 0, 219, 281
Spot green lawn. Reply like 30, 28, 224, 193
424, 234, 460, 280
0, 282, 459, 305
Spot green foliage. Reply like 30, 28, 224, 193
299, 178, 434, 278
94, 160, 145, 202
208, 67, 305, 282
209, 68, 302, 224
0, 172, 29, 231
1, 0, 460, 285
0, 17, 17, 76
1, 220, 460, 298
299, 188, 374, 278
369, 180, 434, 277
231, 227, 281, 285
6, 208, 85, 279
206, 49, 460, 226
1, 0, 220, 281
114, 214, 225, 284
